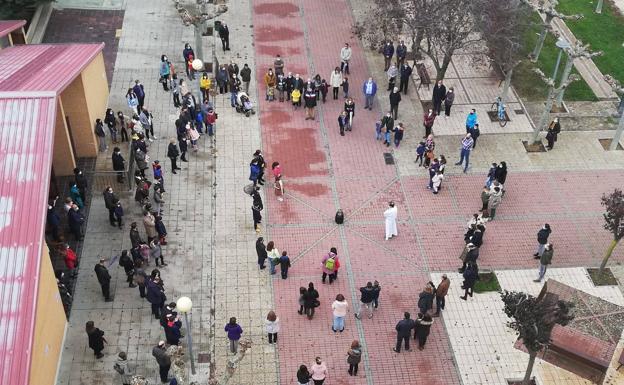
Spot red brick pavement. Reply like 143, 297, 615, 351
253, 1, 624, 384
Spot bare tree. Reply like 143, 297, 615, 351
554, 41, 601, 108
531, 68, 579, 144
476, 0, 532, 103
603, 75, 624, 150
352, 0, 403, 51
527, 0, 582, 62
502, 290, 574, 385
174, 0, 229, 63
208, 339, 253, 385
599, 189, 624, 274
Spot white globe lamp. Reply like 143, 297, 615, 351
192, 59, 203, 71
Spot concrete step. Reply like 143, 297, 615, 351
26, 1, 53, 44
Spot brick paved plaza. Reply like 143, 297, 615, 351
51, 1, 624, 385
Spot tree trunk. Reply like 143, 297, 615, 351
596, 0, 604, 14
599, 239, 620, 273
413, 28, 424, 61
435, 53, 453, 82
555, 53, 574, 108
610, 111, 624, 151
500, 67, 514, 104
531, 16, 553, 62
532, 86, 555, 144
523, 351, 537, 385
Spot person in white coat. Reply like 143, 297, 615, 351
432, 171, 444, 194
265, 310, 280, 344
330, 67, 343, 100
384, 201, 398, 240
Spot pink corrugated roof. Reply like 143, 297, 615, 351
0, 43, 104, 94
0, 20, 26, 39
0, 95, 56, 385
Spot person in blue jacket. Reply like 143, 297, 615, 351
362, 77, 377, 110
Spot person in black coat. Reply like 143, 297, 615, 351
534, 223, 552, 258
167, 138, 181, 173
432, 80, 447, 116
338, 111, 348, 136
494, 161, 507, 185
546, 117, 561, 150
67, 204, 84, 240
146, 277, 166, 319
86, 321, 106, 358
47, 203, 61, 241
218, 23, 230, 51
460, 261, 479, 300
389, 88, 402, 120
414, 313, 433, 349
303, 282, 319, 319
112, 147, 126, 183
399, 63, 413, 94
256, 237, 267, 269
469, 124, 481, 148
94, 258, 112, 301
118, 250, 136, 288
393, 312, 415, 353
459, 243, 479, 272
163, 315, 182, 345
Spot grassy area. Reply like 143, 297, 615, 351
512, 12, 598, 102
474, 271, 502, 293
557, 0, 624, 85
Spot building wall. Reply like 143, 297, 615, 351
52, 98, 76, 176
29, 247, 66, 385
81, 52, 109, 137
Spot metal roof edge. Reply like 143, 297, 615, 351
0, 20, 27, 38
53, 42, 106, 95
0, 92, 57, 99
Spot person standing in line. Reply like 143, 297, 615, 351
341, 77, 349, 99
304, 87, 317, 120
415, 141, 426, 166
487, 186, 502, 220
113, 351, 133, 385
362, 77, 377, 110
399, 62, 412, 94
310, 357, 328, 385
546, 117, 561, 150
393, 312, 415, 353
273, 54, 285, 76
119, 250, 136, 288
444, 87, 455, 116
434, 275, 450, 316
534, 243, 554, 282
432, 80, 446, 116
95, 118, 107, 152
266, 241, 280, 275
163, 314, 182, 345
297, 287, 307, 315
423, 108, 436, 138
417, 284, 435, 315
338, 110, 348, 137
112, 147, 126, 183
67, 202, 84, 240
133, 80, 145, 112
304, 282, 319, 319
103, 186, 119, 227
354, 281, 375, 320
264, 68, 276, 101
297, 365, 312, 385
380, 112, 394, 146
494, 161, 508, 191
389, 87, 401, 119
330, 67, 343, 100
454, 133, 474, 173
143, 210, 158, 244
394, 122, 405, 148
347, 340, 362, 376
146, 275, 166, 319
240, 63, 252, 94
465, 109, 478, 133
383, 41, 394, 71
331, 294, 349, 332
279, 251, 291, 279
199, 72, 211, 102
470, 124, 481, 149
225, 317, 243, 353
94, 258, 112, 302
384, 201, 398, 240
534, 224, 552, 258
152, 341, 171, 383
387, 64, 398, 91
480, 186, 491, 213
371, 280, 381, 310
256, 237, 267, 269
396, 40, 407, 67
414, 313, 434, 350
218, 22, 230, 51
431, 170, 444, 194
340, 42, 352, 74
86, 321, 107, 359
265, 310, 280, 344
460, 261, 479, 300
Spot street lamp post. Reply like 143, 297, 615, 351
176, 296, 196, 375
552, 38, 570, 81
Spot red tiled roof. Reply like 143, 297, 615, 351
0, 20, 26, 39
0, 95, 56, 385
0, 43, 104, 94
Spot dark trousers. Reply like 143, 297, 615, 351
418, 334, 429, 348
116, 171, 124, 183
390, 104, 398, 119
445, 103, 452, 116
424, 125, 432, 137
159, 364, 170, 383
348, 363, 359, 375
433, 100, 442, 115
399, 78, 408, 94
436, 296, 445, 314
173, 92, 181, 107
100, 281, 110, 300
333, 87, 339, 99
170, 157, 178, 172
108, 208, 116, 225
151, 303, 162, 318
114, 213, 123, 228
281, 267, 288, 279
268, 332, 278, 343
313, 380, 325, 385
221, 37, 229, 50
120, 128, 129, 142
322, 272, 335, 284
305, 306, 315, 319
395, 335, 410, 352
138, 284, 146, 298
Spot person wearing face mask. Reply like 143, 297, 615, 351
444, 87, 455, 116
383, 41, 394, 71
264, 68, 276, 101
330, 67, 343, 100
423, 108, 436, 138
182, 43, 194, 76
465, 109, 478, 133
432, 80, 446, 116
340, 42, 352, 74
159, 55, 171, 91
103, 186, 119, 227
240, 63, 252, 94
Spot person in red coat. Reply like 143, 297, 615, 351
64, 244, 78, 276
423, 109, 436, 138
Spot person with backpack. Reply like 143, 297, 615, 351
321, 248, 339, 284
113, 351, 133, 385
534, 224, 552, 259
354, 282, 375, 320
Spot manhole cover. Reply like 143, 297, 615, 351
514, 109, 524, 115
383, 153, 394, 165
197, 353, 210, 363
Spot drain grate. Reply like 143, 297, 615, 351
383, 153, 395, 165
514, 109, 525, 115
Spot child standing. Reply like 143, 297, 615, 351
224, 317, 243, 354
206, 108, 217, 136
265, 311, 280, 344
291, 88, 301, 108
415, 141, 426, 166
320, 79, 328, 102
279, 251, 291, 279
114, 201, 124, 229
342, 77, 349, 99
155, 215, 167, 245
298, 287, 307, 315
272, 162, 284, 201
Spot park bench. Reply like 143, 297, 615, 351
416, 62, 431, 90
547, 326, 612, 372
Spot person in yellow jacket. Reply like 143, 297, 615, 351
291, 88, 301, 108
200, 72, 212, 102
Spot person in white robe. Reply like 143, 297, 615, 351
384, 201, 398, 240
